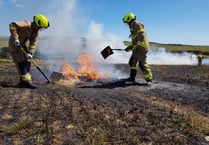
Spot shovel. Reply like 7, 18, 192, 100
101, 45, 124, 59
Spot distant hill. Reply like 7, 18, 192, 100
0, 36, 9, 41
124, 41, 209, 57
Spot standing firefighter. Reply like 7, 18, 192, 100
8, 14, 50, 89
122, 12, 152, 85
197, 53, 203, 66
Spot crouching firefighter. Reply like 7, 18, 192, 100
8, 14, 50, 89
122, 12, 152, 85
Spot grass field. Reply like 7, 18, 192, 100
149, 42, 209, 55
0, 36, 9, 48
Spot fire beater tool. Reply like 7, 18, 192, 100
19, 45, 50, 83
49, 71, 92, 83
101, 45, 124, 59
49, 71, 63, 83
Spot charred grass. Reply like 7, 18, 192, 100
0, 85, 208, 144
1, 86, 206, 145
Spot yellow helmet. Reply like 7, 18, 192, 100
122, 13, 136, 23
33, 14, 50, 28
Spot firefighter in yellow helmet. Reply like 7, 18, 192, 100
123, 12, 152, 85
197, 53, 203, 66
8, 14, 50, 89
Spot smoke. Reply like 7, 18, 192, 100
39, 0, 125, 62
39, 0, 82, 60
83, 21, 128, 63
203, 58, 209, 65
147, 48, 197, 65
147, 48, 209, 65
38, 0, 128, 77
38, 0, 208, 79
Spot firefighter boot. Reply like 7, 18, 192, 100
16, 78, 37, 89
23, 81, 37, 89
126, 69, 137, 82
16, 78, 25, 88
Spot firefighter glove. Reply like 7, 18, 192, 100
125, 45, 133, 52
26, 54, 33, 60
125, 48, 130, 52
13, 39, 20, 47
125, 47, 131, 52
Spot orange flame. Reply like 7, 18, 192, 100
61, 53, 108, 81
61, 63, 78, 80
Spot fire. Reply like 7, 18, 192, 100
61, 53, 108, 81
61, 63, 78, 80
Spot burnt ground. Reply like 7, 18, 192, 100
0, 59, 209, 145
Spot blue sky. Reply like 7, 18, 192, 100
0, 0, 209, 45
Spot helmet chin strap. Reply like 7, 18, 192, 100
128, 19, 135, 25
39, 28, 45, 32
33, 16, 39, 27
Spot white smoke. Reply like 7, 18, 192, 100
83, 21, 128, 63
203, 58, 209, 65
38, 0, 128, 77
39, 0, 126, 62
39, 0, 82, 60
147, 48, 198, 65
38, 0, 208, 77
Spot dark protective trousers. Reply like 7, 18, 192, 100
128, 46, 152, 81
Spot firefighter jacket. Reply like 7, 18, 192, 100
125, 20, 149, 51
9, 21, 39, 56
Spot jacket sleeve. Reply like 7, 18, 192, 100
29, 32, 38, 55
9, 22, 19, 41
131, 22, 149, 48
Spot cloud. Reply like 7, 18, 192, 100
0, 0, 3, 6
15, 4, 24, 8
10, 0, 24, 9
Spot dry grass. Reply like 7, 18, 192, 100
0, 119, 32, 134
